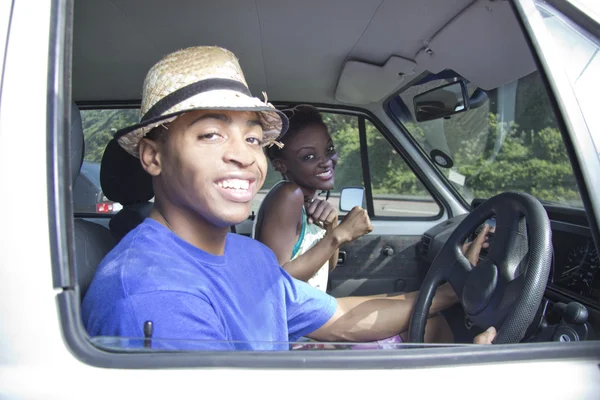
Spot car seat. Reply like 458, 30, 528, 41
71, 103, 116, 299
100, 138, 154, 242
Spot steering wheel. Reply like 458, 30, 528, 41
408, 192, 552, 344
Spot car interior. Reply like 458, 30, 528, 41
67, 0, 599, 349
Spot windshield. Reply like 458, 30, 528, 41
395, 70, 582, 208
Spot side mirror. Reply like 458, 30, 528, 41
413, 81, 469, 122
339, 187, 365, 212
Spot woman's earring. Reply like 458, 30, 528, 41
274, 159, 287, 175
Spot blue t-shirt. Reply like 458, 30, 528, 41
82, 219, 337, 351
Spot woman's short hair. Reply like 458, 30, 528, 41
266, 105, 326, 160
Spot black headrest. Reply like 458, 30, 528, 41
109, 202, 154, 242
70, 103, 84, 185
100, 138, 154, 205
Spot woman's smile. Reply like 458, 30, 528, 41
316, 168, 334, 180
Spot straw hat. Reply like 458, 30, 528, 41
115, 46, 288, 157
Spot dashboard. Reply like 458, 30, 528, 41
550, 223, 600, 305
418, 202, 600, 309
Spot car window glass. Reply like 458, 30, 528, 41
365, 119, 440, 217
258, 111, 440, 218
77, 109, 366, 218
535, 0, 600, 161
90, 336, 467, 352
396, 70, 582, 208
321, 112, 365, 215
74, 108, 139, 215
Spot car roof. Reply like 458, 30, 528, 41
73, 0, 536, 105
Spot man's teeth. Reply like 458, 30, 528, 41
217, 179, 250, 190
317, 170, 330, 177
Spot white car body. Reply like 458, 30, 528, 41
1, 0, 600, 398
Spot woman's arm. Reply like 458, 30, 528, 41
303, 197, 341, 274
285, 232, 344, 281
325, 219, 339, 273
256, 183, 344, 281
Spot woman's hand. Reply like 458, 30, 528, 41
305, 198, 338, 226
333, 206, 373, 244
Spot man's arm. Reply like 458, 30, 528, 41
307, 283, 457, 342
307, 224, 494, 343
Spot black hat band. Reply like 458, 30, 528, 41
141, 78, 253, 123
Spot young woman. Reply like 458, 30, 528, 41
253, 105, 372, 292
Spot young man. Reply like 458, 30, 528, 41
82, 46, 496, 350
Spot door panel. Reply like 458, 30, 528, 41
326, 115, 446, 297
328, 234, 423, 297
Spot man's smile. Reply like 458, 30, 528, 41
216, 178, 250, 190
214, 174, 258, 203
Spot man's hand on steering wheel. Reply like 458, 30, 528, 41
474, 326, 497, 344
461, 223, 494, 266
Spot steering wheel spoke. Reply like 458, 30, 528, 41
469, 273, 525, 329
447, 255, 471, 300
487, 209, 528, 280
496, 274, 526, 314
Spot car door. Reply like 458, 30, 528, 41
0, 0, 12, 104
318, 111, 449, 297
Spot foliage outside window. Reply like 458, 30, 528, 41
73, 109, 139, 215
364, 120, 439, 217
285, 112, 439, 217
79, 109, 439, 218
82, 109, 139, 162
398, 70, 582, 208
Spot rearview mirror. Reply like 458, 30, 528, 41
468, 88, 489, 109
339, 187, 365, 212
413, 81, 469, 122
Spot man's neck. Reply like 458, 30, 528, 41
149, 206, 229, 255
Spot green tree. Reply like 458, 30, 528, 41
80, 92, 581, 208
81, 109, 139, 162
